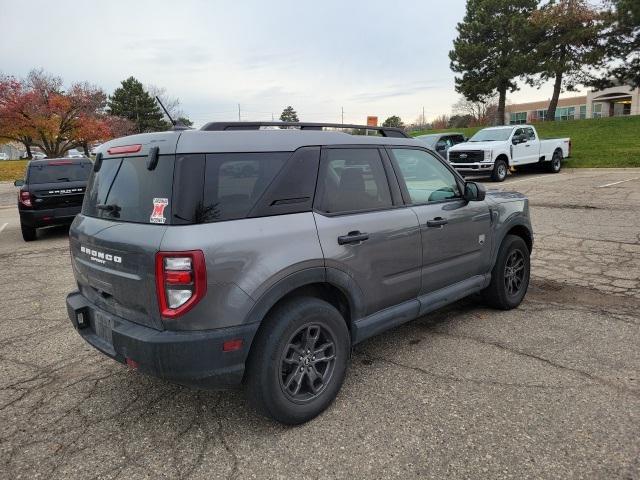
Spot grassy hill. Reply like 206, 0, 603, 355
411, 115, 640, 168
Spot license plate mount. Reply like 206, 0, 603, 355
93, 311, 114, 346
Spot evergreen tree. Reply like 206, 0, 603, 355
450, 0, 538, 125
590, 0, 640, 89
279, 106, 299, 122
382, 115, 404, 128
107, 77, 170, 133
528, 0, 603, 121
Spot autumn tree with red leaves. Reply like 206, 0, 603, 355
0, 70, 133, 158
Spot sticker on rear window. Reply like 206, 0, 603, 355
150, 198, 169, 224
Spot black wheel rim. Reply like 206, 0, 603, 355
504, 249, 526, 296
279, 323, 337, 402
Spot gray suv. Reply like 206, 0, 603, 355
66, 122, 533, 424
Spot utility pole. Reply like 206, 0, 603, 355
135, 97, 140, 133
341, 107, 344, 125
422, 106, 425, 128
238, 104, 241, 121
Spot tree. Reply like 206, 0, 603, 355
279, 106, 299, 122
589, 0, 640, 88
452, 94, 498, 126
176, 116, 193, 127
382, 115, 404, 128
431, 115, 450, 130
448, 114, 474, 128
528, 0, 603, 121
0, 70, 113, 158
450, 0, 538, 125
107, 77, 170, 132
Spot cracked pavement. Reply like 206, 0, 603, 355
0, 168, 639, 479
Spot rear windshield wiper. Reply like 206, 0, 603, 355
96, 203, 121, 217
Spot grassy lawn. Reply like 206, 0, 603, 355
0, 160, 28, 182
411, 115, 640, 168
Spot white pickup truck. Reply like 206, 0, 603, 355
447, 125, 571, 182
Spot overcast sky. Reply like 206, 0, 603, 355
1, 0, 583, 127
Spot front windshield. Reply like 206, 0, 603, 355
469, 128, 514, 142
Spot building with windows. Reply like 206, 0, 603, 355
505, 85, 640, 124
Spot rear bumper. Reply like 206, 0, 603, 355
19, 206, 81, 228
66, 290, 259, 389
450, 162, 495, 174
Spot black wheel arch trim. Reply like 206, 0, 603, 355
245, 266, 366, 335
491, 218, 533, 267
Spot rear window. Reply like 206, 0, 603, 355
28, 162, 91, 184
201, 152, 289, 223
82, 155, 175, 224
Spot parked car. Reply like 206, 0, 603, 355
20, 151, 47, 160
414, 132, 467, 159
15, 158, 92, 241
66, 122, 532, 424
447, 125, 571, 182
66, 149, 86, 158
0, 153, 9, 161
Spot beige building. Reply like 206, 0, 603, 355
505, 85, 640, 124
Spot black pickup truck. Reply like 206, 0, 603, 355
14, 158, 92, 241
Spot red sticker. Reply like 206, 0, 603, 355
150, 198, 169, 224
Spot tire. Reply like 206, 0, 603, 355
481, 235, 530, 310
546, 150, 562, 173
491, 158, 508, 182
21, 224, 36, 242
245, 297, 350, 424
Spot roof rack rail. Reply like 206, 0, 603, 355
199, 121, 409, 138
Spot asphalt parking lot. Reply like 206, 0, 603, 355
0, 168, 638, 479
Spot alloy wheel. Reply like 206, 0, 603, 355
497, 163, 507, 180
279, 323, 337, 402
504, 249, 526, 296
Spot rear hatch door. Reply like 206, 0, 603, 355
27, 160, 91, 209
70, 217, 167, 330
69, 133, 181, 330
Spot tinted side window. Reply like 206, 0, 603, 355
202, 152, 288, 223
435, 139, 447, 151
451, 135, 465, 144
315, 148, 392, 214
390, 149, 461, 204
525, 127, 536, 140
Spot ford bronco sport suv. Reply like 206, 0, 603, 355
15, 158, 92, 241
66, 122, 533, 424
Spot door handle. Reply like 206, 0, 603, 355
426, 217, 448, 228
338, 231, 369, 245
525, 144, 531, 147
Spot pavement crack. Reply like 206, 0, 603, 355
210, 396, 239, 480
358, 352, 580, 390
430, 331, 640, 398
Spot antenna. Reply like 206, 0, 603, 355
155, 96, 176, 126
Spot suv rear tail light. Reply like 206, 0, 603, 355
155, 251, 207, 318
19, 191, 32, 207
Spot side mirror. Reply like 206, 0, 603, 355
464, 181, 486, 202
14, 179, 24, 187
512, 134, 526, 145
436, 144, 445, 151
